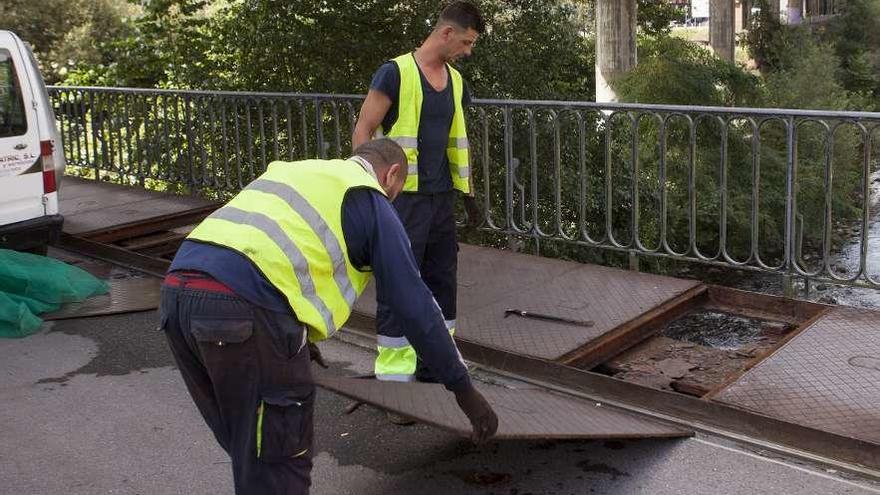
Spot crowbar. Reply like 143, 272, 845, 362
504, 308, 595, 328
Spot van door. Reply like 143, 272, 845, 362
0, 37, 43, 226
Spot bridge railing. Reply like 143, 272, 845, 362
47, 85, 880, 292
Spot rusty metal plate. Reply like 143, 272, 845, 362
315, 373, 692, 440
60, 178, 215, 236
714, 307, 880, 445
60, 177, 161, 214
354, 244, 593, 320
59, 177, 135, 201
63, 196, 214, 236
43, 276, 161, 320
456, 264, 699, 361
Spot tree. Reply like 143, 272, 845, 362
828, 0, 880, 98
64, 0, 213, 88
0, 0, 136, 84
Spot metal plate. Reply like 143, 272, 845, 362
43, 276, 161, 320
714, 307, 880, 445
457, 264, 699, 361
61, 178, 215, 236
354, 244, 579, 318
316, 373, 692, 440
59, 177, 140, 201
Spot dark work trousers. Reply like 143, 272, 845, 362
159, 274, 315, 495
378, 190, 458, 382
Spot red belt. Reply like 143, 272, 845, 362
163, 271, 235, 295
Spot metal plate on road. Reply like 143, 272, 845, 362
714, 307, 880, 445
43, 276, 161, 320
316, 374, 692, 440
456, 263, 699, 361
61, 177, 215, 236
354, 244, 579, 318
353, 244, 698, 363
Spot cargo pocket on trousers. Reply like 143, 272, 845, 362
190, 318, 254, 346
256, 386, 315, 462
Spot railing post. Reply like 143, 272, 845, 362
784, 116, 797, 296
783, 274, 795, 299
629, 251, 640, 272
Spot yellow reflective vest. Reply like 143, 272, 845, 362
386, 52, 470, 194
187, 159, 385, 342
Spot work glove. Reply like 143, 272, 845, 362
454, 384, 499, 445
308, 342, 328, 368
463, 195, 483, 228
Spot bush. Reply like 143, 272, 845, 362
616, 37, 760, 107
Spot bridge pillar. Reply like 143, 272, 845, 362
595, 0, 637, 103
787, 0, 804, 23
710, 0, 736, 61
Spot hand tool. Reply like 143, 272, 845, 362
504, 308, 594, 328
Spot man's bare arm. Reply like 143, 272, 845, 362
352, 89, 393, 149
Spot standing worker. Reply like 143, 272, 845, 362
352, 1, 484, 386
159, 138, 498, 494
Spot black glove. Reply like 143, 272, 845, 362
454, 384, 499, 445
463, 195, 483, 228
307, 342, 328, 368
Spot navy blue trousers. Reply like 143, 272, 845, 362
160, 275, 314, 494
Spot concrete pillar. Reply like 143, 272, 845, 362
742, 0, 752, 28
787, 0, 803, 23
806, 0, 819, 16
710, 0, 736, 61
595, 0, 637, 103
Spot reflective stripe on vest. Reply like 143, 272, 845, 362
187, 159, 384, 342
387, 53, 470, 194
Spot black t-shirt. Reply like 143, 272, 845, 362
370, 59, 471, 193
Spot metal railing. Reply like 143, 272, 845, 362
47, 85, 880, 292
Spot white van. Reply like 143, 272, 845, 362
0, 30, 65, 253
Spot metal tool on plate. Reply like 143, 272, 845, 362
503, 308, 594, 328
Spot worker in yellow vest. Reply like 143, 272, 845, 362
353, 2, 484, 392
159, 138, 497, 494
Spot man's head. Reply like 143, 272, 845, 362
352, 138, 407, 200
433, 1, 485, 63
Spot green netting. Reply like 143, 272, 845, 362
0, 249, 109, 338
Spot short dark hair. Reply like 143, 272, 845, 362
437, 1, 485, 34
353, 138, 407, 171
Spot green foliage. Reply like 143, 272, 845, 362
205, 0, 433, 93
743, 0, 784, 71
762, 36, 864, 111
636, 0, 684, 38
0, 0, 136, 84
461, 1, 593, 99
576, 0, 684, 38
746, 0, 880, 105
49, 0, 595, 99
64, 0, 214, 88
616, 37, 760, 107
828, 0, 880, 98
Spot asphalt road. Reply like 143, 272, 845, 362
2, 309, 879, 495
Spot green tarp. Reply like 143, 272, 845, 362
0, 249, 109, 338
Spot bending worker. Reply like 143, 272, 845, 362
353, 2, 484, 384
158, 138, 498, 494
